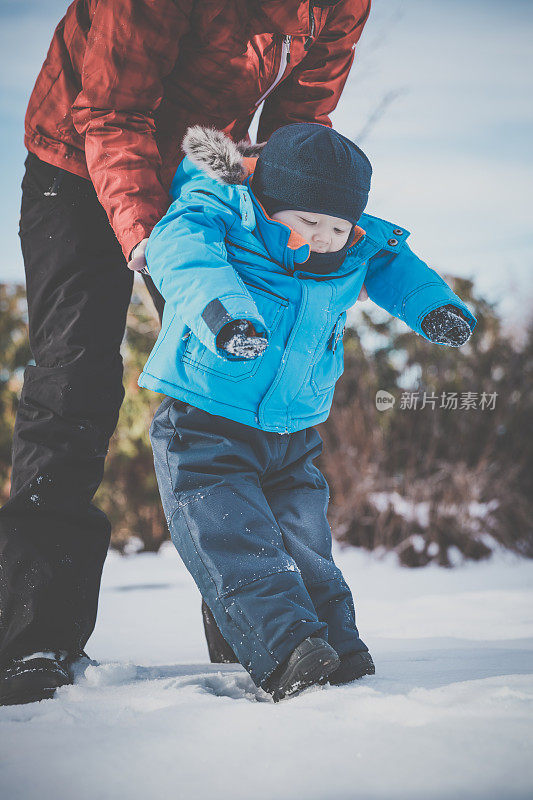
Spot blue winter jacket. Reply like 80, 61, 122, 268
138, 127, 477, 434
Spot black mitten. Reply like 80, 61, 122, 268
421, 304, 472, 347
216, 319, 268, 359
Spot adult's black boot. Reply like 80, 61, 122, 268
201, 599, 238, 663
0, 650, 97, 706
264, 637, 340, 702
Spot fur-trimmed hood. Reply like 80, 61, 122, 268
181, 125, 265, 186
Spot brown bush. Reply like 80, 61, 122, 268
319, 277, 533, 566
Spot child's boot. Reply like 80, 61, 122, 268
328, 650, 375, 686
264, 637, 340, 702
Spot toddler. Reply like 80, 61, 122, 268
139, 123, 476, 701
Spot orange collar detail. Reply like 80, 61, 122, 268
242, 156, 258, 177
286, 229, 309, 250
350, 226, 366, 246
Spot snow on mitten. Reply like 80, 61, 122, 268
216, 319, 268, 359
421, 304, 472, 347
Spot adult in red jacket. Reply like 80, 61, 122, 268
0, 0, 371, 705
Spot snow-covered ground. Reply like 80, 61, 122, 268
1, 543, 532, 800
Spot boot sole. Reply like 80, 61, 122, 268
0, 662, 71, 706
272, 647, 340, 703
328, 653, 376, 686
0, 686, 60, 705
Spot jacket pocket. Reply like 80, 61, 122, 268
181, 282, 287, 383
310, 311, 346, 396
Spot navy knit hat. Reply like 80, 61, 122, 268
251, 123, 372, 225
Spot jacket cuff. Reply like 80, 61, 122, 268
199, 295, 268, 359
401, 282, 477, 342
121, 223, 156, 262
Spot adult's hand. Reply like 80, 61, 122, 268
128, 238, 150, 273
357, 282, 368, 301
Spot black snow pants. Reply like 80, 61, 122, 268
0, 153, 167, 666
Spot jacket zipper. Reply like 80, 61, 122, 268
254, 34, 292, 107
258, 281, 309, 429
330, 315, 346, 352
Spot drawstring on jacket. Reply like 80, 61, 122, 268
304, 3, 316, 50
304, 1, 345, 51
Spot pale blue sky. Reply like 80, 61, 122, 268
1, 0, 532, 326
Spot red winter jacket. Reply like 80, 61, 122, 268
25, 0, 371, 259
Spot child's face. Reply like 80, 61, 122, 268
271, 210, 352, 253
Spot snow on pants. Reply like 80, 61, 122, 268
150, 397, 368, 688
0, 153, 164, 666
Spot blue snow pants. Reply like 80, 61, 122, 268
150, 397, 368, 688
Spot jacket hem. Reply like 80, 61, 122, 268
139, 371, 260, 428
25, 131, 89, 180
25, 132, 160, 258
138, 371, 329, 433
